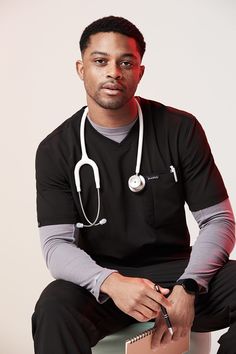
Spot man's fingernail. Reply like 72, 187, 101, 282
151, 346, 158, 352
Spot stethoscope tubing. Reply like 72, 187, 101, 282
74, 99, 145, 228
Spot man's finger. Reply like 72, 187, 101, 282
143, 296, 161, 313
157, 285, 170, 296
151, 319, 166, 349
146, 287, 172, 308
136, 304, 159, 320
159, 330, 172, 345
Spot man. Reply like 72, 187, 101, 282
32, 16, 235, 354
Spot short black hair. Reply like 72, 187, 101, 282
79, 16, 146, 58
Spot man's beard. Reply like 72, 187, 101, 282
88, 90, 131, 110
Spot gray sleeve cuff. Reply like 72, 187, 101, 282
91, 269, 119, 303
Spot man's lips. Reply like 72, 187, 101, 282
101, 83, 124, 91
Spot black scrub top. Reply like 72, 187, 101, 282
36, 97, 228, 269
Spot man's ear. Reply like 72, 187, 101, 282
139, 65, 145, 82
76, 60, 84, 80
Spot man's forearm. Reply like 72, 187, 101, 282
179, 198, 235, 291
39, 224, 117, 302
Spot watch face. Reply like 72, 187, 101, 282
177, 279, 199, 294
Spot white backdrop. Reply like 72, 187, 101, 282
1, 1, 235, 353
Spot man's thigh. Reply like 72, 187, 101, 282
34, 279, 135, 346
193, 260, 236, 332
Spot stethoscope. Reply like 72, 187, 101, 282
74, 99, 145, 229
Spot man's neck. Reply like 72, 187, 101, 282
86, 97, 138, 128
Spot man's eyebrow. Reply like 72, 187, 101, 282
121, 53, 138, 59
90, 51, 109, 56
90, 51, 138, 59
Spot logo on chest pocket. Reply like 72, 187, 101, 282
143, 166, 184, 226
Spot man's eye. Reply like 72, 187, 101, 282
120, 61, 133, 68
94, 59, 107, 65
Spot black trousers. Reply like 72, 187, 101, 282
32, 260, 236, 354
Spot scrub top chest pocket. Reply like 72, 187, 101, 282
143, 166, 185, 227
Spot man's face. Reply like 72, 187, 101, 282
76, 32, 145, 110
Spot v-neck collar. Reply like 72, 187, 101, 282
86, 115, 139, 147
87, 115, 138, 143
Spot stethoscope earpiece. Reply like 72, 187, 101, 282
74, 99, 145, 228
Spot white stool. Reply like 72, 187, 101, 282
92, 322, 211, 354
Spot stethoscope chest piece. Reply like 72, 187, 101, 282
128, 174, 146, 192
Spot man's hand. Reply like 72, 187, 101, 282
151, 285, 195, 351
100, 273, 170, 322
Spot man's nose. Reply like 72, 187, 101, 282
106, 63, 122, 80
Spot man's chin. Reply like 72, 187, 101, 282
94, 96, 128, 110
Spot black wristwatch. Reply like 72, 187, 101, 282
175, 278, 199, 295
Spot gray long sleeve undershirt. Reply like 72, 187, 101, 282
39, 199, 235, 302
38, 118, 235, 302
178, 199, 235, 291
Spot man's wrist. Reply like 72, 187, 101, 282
100, 272, 121, 297
174, 278, 199, 296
